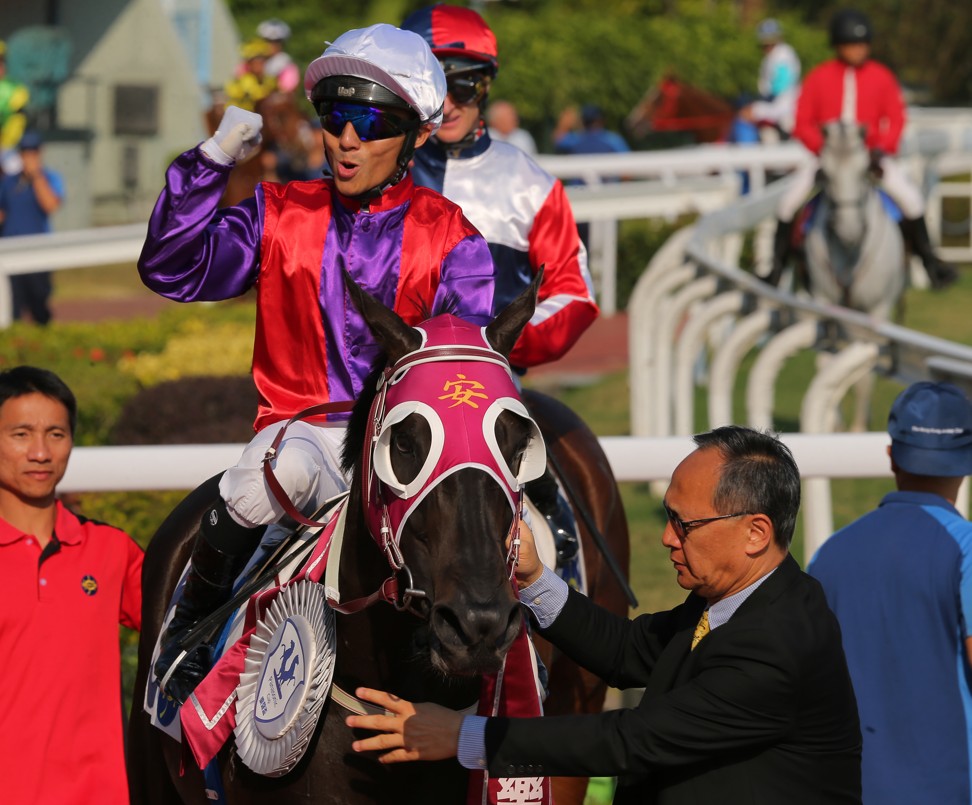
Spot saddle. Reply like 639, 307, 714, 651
145, 497, 347, 777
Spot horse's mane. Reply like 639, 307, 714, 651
340, 363, 383, 476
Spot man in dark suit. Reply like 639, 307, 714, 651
346, 425, 863, 803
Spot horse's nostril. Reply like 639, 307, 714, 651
432, 601, 520, 650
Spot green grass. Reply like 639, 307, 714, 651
53, 263, 155, 300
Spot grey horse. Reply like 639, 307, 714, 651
803, 120, 906, 430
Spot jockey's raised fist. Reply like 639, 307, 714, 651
201, 105, 264, 166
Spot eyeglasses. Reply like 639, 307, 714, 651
663, 503, 754, 540
446, 73, 490, 106
318, 102, 418, 141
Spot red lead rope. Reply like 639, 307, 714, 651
261, 400, 357, 528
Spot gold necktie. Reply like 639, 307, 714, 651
691, 610, 710, 650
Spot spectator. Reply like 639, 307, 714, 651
769, 9, 955, 290
554, 103, 629, 158
256, 18, 300, 94
809, 381, 972, 804
553, 103, 629, 249
0, 131, 64, 326
0, 40, 29, 157
346, 426, 863, 804
0, 365, 144, 804
138, 23, 495, 705
486, 99, 537, 155
740, 18, 801, 141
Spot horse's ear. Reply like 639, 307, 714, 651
342, 270, 421, 363
485, 267, 543, 358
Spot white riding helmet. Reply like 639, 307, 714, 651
304, 23, 446, 133
257, 18, 291, 42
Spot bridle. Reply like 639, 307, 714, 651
262, 316, 545, 618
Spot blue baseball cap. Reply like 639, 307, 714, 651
888, 381, 972, 477
18, 131, 43, 151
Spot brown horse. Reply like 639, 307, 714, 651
127, 286, 630, 805
204, 91, 325, 207
626, 73, 735, 144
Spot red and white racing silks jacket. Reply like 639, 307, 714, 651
412, 131, 599, 370
793, 58, 906, 156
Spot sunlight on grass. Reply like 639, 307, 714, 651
52, 263, 151, 300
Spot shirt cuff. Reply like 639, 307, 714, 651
520, 565, 569, 629
457, 715, 489, 770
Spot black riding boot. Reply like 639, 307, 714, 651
901, 216, 958, 290
154, 501, 264, 705
525, 468, 578, 569
766, 218, 794, 287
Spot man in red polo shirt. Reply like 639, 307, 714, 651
770, 9, 956, 290
0, 366, 143, 804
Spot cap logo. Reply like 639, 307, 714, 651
911, 425, 965, 435
337, 85, 356, 97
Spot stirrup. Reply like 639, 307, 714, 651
543, 495, 578, 568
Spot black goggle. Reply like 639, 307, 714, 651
446, 73, 490, 106
318, 102, 419, 141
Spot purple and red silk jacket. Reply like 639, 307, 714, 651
138, 148, 496, 432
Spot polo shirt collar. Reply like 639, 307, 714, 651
0, 500, 82, 546
879, 490, 959, 515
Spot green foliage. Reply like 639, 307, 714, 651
118, 319, 254, 386
226, 1, 839, 151
0, 303, 256, 445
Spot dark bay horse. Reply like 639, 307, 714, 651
127, 280, 631, 804
626, 73, 735, 145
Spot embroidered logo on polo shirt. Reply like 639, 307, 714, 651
81, 575, 98, 596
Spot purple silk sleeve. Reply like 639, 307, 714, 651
137, 148, 264, 302
436, 235, 495, 326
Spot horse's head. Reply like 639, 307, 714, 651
340, 272, 545, 677
818, 121, 872, 247
626, 73, 733, 143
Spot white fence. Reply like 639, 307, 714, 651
8, 108, 972, 563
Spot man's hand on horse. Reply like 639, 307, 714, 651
347, 688, 462, 763
201, 105, 264, 166
508, 517, 544, 589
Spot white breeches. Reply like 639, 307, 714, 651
218, 419, 349, 528
777, 155, 925, 222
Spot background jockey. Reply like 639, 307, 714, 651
401, 3, 600, 579
0, 41, 29, 157
770, 8, 956, 290
741, 18, 801, 141
256, 18, 300, 94
225, 38, 278, 112
138, 23, 496, 705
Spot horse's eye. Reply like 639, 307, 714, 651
392, 431, 414, 455
508, 437, 530, 475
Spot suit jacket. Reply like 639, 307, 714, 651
485, 555, 862, 804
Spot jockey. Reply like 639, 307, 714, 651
401, 3, 600, 580
770, 8, 956, 290
745, 18, 801, 138
225, 38, 278, 112
138, 23, 496, 705
256, 18, 300, 94
0, 41, 29, 154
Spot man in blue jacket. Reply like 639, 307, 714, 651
809, 381, 972, 805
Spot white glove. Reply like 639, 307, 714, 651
200, 105, 264, 166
